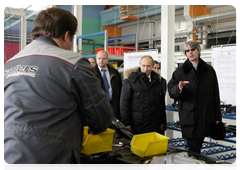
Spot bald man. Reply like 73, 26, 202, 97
93, 50, 122, 121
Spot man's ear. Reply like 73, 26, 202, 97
64, 31, 71, 43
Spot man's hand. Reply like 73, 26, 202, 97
179, 81, 190, 91
216, 120, 220, 125
161, 124, 164, 130
126, 125, 131, 131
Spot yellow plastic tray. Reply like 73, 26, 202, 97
81, 126, 115, 155
130, 132, 170, 157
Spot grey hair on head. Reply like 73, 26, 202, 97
140, 55, 154, 66
183, 40, 201, 58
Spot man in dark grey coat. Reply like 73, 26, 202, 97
120, 56, 166, 135
168, 40, 222, 156
4, 8, 114, 164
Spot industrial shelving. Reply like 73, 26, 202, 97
166, 105, 236, 163
76, 30, 138, 61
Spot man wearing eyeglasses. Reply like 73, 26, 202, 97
168, 40, 221, 157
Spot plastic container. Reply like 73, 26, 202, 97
81, 126, 115, 155
116, 46, 142, 56
95, 47, 104, 54
95, 46, 142, 56
95, 47, 116, 55
130, 132, 170, 157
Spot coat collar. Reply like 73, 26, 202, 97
124, 67, 161, 79
127, 67, 161, 83
182, 58, 207, 75
36, 36, 59, 47
94, 64, 116, 77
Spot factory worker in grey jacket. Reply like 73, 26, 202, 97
4, 7, 114, 164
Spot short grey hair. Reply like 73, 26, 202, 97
96, 50, 108, 58
140, 55, 154, 66
183, 40, 201, 58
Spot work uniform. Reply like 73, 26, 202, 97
4, 36, 114, 163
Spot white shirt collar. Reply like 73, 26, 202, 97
147, 74, 151, 82
98, 65, 109, 72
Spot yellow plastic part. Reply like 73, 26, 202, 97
130, 132, 170, 157
81, 126, 115, 155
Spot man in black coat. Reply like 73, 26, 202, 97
93, 50, 122, 121
153, 60, 167, 97
120, 56, 166, 135
168, 40, 222, 156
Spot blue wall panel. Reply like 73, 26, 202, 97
82, 5, 104, 55
83, 5, 105, 20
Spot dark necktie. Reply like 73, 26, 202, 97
147, 77, 150, 83
101, 69, 110, 101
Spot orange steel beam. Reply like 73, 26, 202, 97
189, 5, 210, 18
189, 5, 210, 43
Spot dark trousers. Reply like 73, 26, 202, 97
187, 137, 205, 154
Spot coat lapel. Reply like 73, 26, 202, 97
197, 58, 207, 80
182, 59, 198, 85
93, 65, 105, 91
182, 58, 207, 85
189, 69, 198, 85
107, 65, 116, 82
